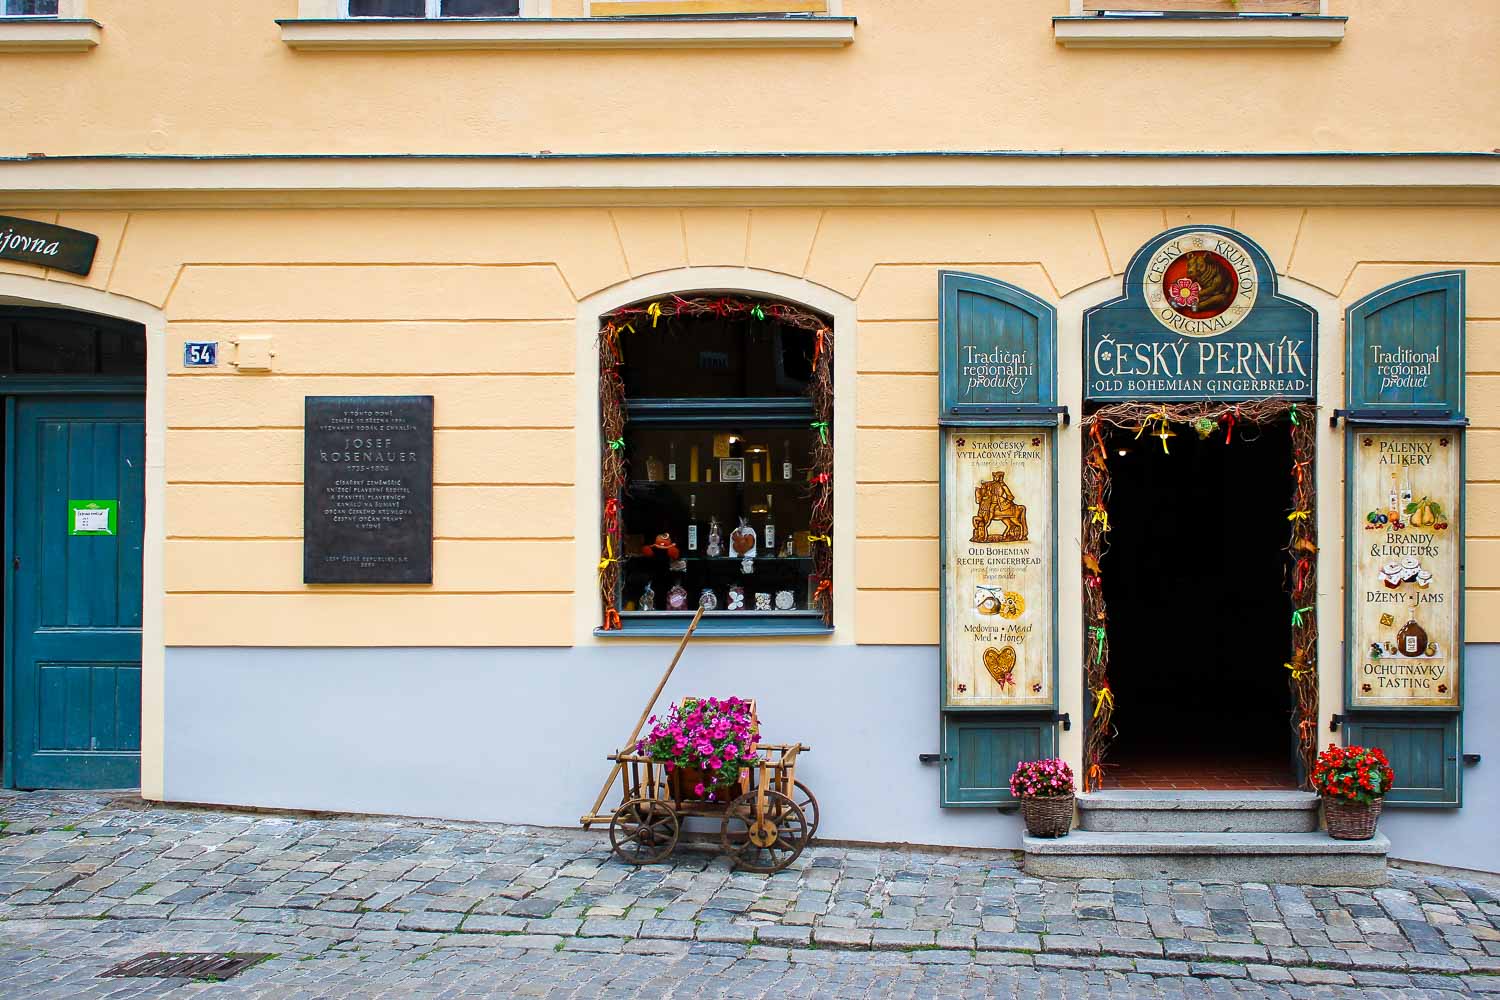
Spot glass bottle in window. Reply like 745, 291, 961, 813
764, 494, 776, 552
782, 439, 793, 481
668, 442, 678, 482
687, 494, 700, 553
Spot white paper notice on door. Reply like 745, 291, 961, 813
74, 507, 108, 532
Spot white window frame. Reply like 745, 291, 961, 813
2, 0, 85, 18
337, 0, 547, 16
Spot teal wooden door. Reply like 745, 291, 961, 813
9, 396, 144, 789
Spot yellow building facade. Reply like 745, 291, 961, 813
1, 0, 1497, 870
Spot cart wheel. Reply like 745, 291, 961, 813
791, 780, 820, 840
720, 789, 809, 874
609, 797, 679, 866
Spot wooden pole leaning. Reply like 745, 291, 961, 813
580, 606, 705, 827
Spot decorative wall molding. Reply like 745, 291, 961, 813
0, 18, 100, 52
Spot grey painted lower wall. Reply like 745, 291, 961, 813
163, 642, 1498, 871
164, 643, 1023, 850
1376, 642, 1497, 873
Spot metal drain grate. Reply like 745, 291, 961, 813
101, 952, 271, 981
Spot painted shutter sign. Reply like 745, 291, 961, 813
937, 273, 1060, 808
1345, 271, 1465, 418
1084, 226, 1316, 402
939, 272, 1057, 424
1342, 272, 1466, 808
0, 215, 98, 276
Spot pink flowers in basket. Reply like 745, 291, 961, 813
636, 697, 760, 801
1009, 757, 1075, 799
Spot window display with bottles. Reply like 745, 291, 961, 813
596, 296, 834, 634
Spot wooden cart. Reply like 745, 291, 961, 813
581, 609, 820, 873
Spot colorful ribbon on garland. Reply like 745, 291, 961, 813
1291, 606, 1313, 628
1221, 407, 1237, 444
1090, 625, 1107, 663
811, 421, 829, 444
608, 437, 625, 452
1088, 504, 1110, 532
603, 607, 622, 631
812, 578, 832, 607
1285, 660, 1310, 681
1092, 684, 1115, 720
646, 302, 662, 328
1294, 557, 1311, 595
603, 497, 622, 536
751, 304, 765, 322
1287, 509, 1310, 522
1289, 403, 1300, 426
808, 534, 831, 546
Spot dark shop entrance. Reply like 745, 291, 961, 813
1099, 419, 1297, 790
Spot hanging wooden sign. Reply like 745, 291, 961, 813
0, 215, 98, 276
1084, 227, 1315, 402
1345, 271, 1465, 418
939, 271, 1056, 423
1346, 429, 1462, 710
941, 428, 1055, 709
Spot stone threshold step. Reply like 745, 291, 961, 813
1077, 791, 1322, 833
1079, 791, 1319, 811
1025, 831, 1388, 855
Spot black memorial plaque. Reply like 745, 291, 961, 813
304, 396, 434, 584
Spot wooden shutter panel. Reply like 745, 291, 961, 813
1342, 715, 1461, 807
1342, 271, 1466, 808
942, 714, 1059, 807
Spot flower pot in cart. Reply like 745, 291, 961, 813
1020, 793, 1074, 838
1323, 795, 1383, 840
670, 766, 747, 802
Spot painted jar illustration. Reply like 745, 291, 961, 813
1397, 619, 1428, 658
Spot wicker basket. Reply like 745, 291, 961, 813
1020, 793, 1074, 838
1323, 795, 1383, 840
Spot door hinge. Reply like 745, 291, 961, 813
1330, 713, 1347, 733
918, 753, 954, 764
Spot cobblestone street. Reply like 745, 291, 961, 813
1, 791, 1497, 998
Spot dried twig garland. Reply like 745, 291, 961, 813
1079, 399, 1319, 790
597, 295, 835, 629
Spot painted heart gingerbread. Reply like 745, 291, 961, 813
983, 645, 1017, 689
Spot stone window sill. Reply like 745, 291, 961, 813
277, 15, 855, 51
1053, 14, 1346, 49
0, 18, 100, 52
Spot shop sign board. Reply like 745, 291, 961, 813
941, 428, 1055, 709
1347, 428, 1462, 710
1345, 271, 1465, 417
303, 395, 434, 584
1085, 226, 1316, 402
0, 215, 98, 276
939, 271, 1056, 423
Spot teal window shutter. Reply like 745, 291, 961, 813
1342, 715, 1460, 807
942, 714, 1059, 808
1341, 271, 1466, 808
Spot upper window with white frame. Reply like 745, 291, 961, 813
3, 1, 60, 15
345, 0, 519, 15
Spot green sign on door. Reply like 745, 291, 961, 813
68, 499, 118, 536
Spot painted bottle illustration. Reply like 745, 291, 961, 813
1400, 470, 1413, 511
1387, 473, 1400, 525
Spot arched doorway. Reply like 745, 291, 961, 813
2, 305, 146, 789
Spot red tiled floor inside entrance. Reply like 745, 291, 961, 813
1104, 751, 1298, 791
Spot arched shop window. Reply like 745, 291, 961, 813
597, 295, 834, 636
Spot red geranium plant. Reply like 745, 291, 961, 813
1310, 744, 1394, 805
637, 697, 760, 801
1009, 757, 1075, 799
